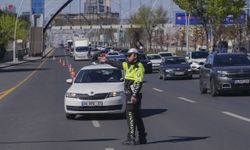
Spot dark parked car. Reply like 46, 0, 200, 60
200, 53, 250, 96
138, 53, 152, 73
107, 55, 126, 63
159, 57, 192, 80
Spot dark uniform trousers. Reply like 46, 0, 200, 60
125, 93, 146, 140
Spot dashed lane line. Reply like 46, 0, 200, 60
222, 111, 250, 123
152, 88, 164, 93
92, 120, 101, 127
105, 148, 114, 150
178, 97, 196, 103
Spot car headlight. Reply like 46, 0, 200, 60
107, 91, 124, 97
165, 69, 173, 72
65, 92, 78, 98
147, 61, 152, 64
188, 68, 192, 72
216, 71, 228, 77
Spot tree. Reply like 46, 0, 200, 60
174, 0, 245, 49
129, 5, 168, 50
0, 11, 29, 46
0, 11, 29, 59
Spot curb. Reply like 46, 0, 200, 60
0, 47, 54, 69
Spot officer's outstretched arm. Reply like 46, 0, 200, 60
106, 60, 123, 70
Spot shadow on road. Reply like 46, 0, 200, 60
75, 114, 125, 121
0, 138, 117, 145
74, 108, 167, 121
47, 54, 69, 59
217, 91, 250, 97
0, 68, 48, 73
148, 136, 210, 144
142, 108, 168, 118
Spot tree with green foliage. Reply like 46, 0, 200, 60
129, 5, 168, 49
0, 11, 29, 57
174, 0, 245, 49
0, 14, 29, 44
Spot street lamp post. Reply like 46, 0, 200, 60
185, 11, 190, 53
13, 0, 24, 63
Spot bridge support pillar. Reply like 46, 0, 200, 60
30, 27, 44, 56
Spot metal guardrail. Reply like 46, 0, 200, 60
51, 24, 174, 30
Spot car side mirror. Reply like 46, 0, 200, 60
66, 79, 73, 84
204, 64, 212, 68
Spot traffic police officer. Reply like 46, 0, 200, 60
98, 48, 147, 145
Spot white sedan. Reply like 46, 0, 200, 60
147, 54, 162, 70
64, 64, 126, 119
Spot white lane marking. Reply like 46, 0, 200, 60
153, 88, 164, 93
92, 120, 101, 127
222, 111, 250, 123
178, 97, 196, 103
105, 148, 114, 150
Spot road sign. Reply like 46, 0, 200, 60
175, 12, 246, 25
31, 0, 44, 14
175, 12, 202, 25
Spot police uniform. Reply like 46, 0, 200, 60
122, 61, 147, 145
104, 48, 147, 145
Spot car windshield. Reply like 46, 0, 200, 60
91, 49, 99, 52
74, 69, 123, 83
76, 47, 89, 52
191, 51, 209, 59
159, 53, 172, 57
108, 52, 119, 55
165, 58, 187, 64
214, 55, 250, 67
148, 55, 161, 59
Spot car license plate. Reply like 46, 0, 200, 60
82, 101, 103, 107
235, 79, 250, 84
175, 72, 184, 75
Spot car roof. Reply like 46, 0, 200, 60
214, 53, 246, 56
158, 52, 171, 54
165, 56, 185, 59
80, 64, 118, 70
147, 54, 160, 56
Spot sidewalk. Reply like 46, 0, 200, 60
0, 47, 54, 69
0, 56, 42, 69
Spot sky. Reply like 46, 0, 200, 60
0, 0, 180, 20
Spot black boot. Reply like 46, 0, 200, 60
122, 136, 136, 145
137, 133, 147, 144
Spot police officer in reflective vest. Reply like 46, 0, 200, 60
98, 48, 147, 145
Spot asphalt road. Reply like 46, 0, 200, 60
0, 47, 249, 150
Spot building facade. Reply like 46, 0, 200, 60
84, 0, 111, 14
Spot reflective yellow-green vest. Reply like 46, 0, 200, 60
122, 62, 145, 83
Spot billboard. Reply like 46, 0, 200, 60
32, 0, 44, 14
175, 12, 246, 25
